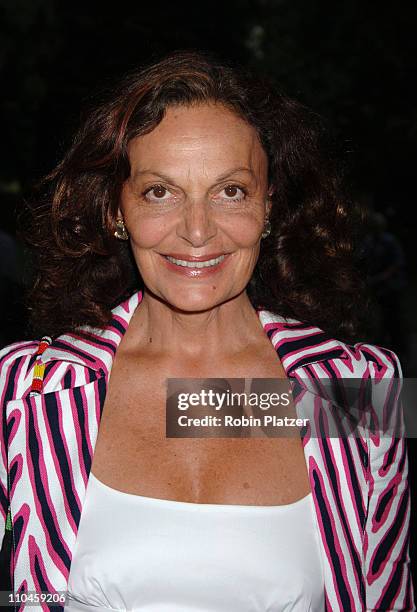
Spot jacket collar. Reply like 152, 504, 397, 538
40, 289, 350, 377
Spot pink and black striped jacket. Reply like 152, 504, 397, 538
0, 289, 414, 611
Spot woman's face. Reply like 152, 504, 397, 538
119, 102, 271, 312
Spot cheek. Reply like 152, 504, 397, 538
220, 213, 263, 246
128, 216, 173, 248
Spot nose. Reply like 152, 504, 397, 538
176, 197, 217, 247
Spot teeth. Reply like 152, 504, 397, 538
166, 255, 226, 268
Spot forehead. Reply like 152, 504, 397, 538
127, 103, 267, 173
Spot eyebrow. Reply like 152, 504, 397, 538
132, 166, 255, 184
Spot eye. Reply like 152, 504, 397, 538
218, 185, 247, 202
143, 184, 173, 202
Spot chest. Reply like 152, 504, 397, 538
90, 350, 312, 505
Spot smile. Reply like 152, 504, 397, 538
160, 253, 231, 277
165, 255, 226, 268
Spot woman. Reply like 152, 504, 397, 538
0, 50, 413, 611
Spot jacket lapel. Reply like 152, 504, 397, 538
7, 292, 143, 601
257, 311, 368, 610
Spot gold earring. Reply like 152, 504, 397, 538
261, 219, 271, 239
114, 217, 129, 240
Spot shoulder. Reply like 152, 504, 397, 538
0, 339, 40, 363
258, 309, 401, 378
0, 332, 104, 402
345, 341, 402, 378
0, 338, 41, 373
0, 339, 41, 402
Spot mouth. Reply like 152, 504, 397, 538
159, 252, 231, 276
164, 254, 226, 269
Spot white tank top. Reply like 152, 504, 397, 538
64, 472, 324, 611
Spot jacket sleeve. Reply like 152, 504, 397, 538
363, 346, 414, 611
0, 340, 39, 550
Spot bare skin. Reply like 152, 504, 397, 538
91, 103, 311, 505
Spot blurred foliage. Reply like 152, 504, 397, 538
247, 1, 417, 195
0, 0, 416, 230
0, 0, 253, 191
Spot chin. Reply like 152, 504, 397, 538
161, 287, 234, 314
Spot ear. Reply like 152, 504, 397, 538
265, 199, 272, 218
266, 187, 274, 217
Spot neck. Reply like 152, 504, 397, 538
126, 288, 264, 360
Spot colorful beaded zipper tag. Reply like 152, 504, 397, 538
29, 336, 52, 395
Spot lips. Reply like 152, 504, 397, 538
165, 254, 226, 269
161, 252, 228, 262
160, 252, 231, 276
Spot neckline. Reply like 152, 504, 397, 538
88, 471, 312, 511
40, 288, 348, 378
108, 290, 348, 376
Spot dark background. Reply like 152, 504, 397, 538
0, 0, 416, 595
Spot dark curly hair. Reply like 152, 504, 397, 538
21, 49, 368, 343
